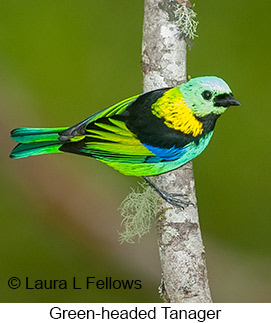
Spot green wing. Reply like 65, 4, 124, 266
85, 117, 154, 159
59, 94, 157, 175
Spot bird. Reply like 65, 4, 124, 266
10, 76, 240, 206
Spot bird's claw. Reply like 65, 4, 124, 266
159, 191, 193, 209
143, 176, 194, 209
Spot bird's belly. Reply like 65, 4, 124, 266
103, 132, 214, 177
143, 131, 214, 176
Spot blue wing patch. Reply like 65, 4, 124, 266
142, 143, 186, 162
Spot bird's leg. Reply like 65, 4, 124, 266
143, 176, 193, 209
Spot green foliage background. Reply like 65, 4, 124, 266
1, 0, 270, 302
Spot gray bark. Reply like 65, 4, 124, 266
142, 0, 212, 303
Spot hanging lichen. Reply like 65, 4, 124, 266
118, 182, 159, 244
175, 1, 198, 39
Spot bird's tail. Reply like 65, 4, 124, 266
10, 127, 68, 159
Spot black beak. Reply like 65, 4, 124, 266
214, 93, 241, 107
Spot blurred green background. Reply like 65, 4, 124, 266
1, 0, 270, 302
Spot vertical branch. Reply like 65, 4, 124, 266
142, 0, 212, 302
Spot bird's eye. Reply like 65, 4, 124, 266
201, 90, 212, 100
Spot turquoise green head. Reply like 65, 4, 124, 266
179, 76, 240, 117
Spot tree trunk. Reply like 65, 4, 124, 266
142, 0, 212, 303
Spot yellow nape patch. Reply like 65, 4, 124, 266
151, 87, 203, 137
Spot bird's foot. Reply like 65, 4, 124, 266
143, 176, 194, 209
158, 190, 193, 209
